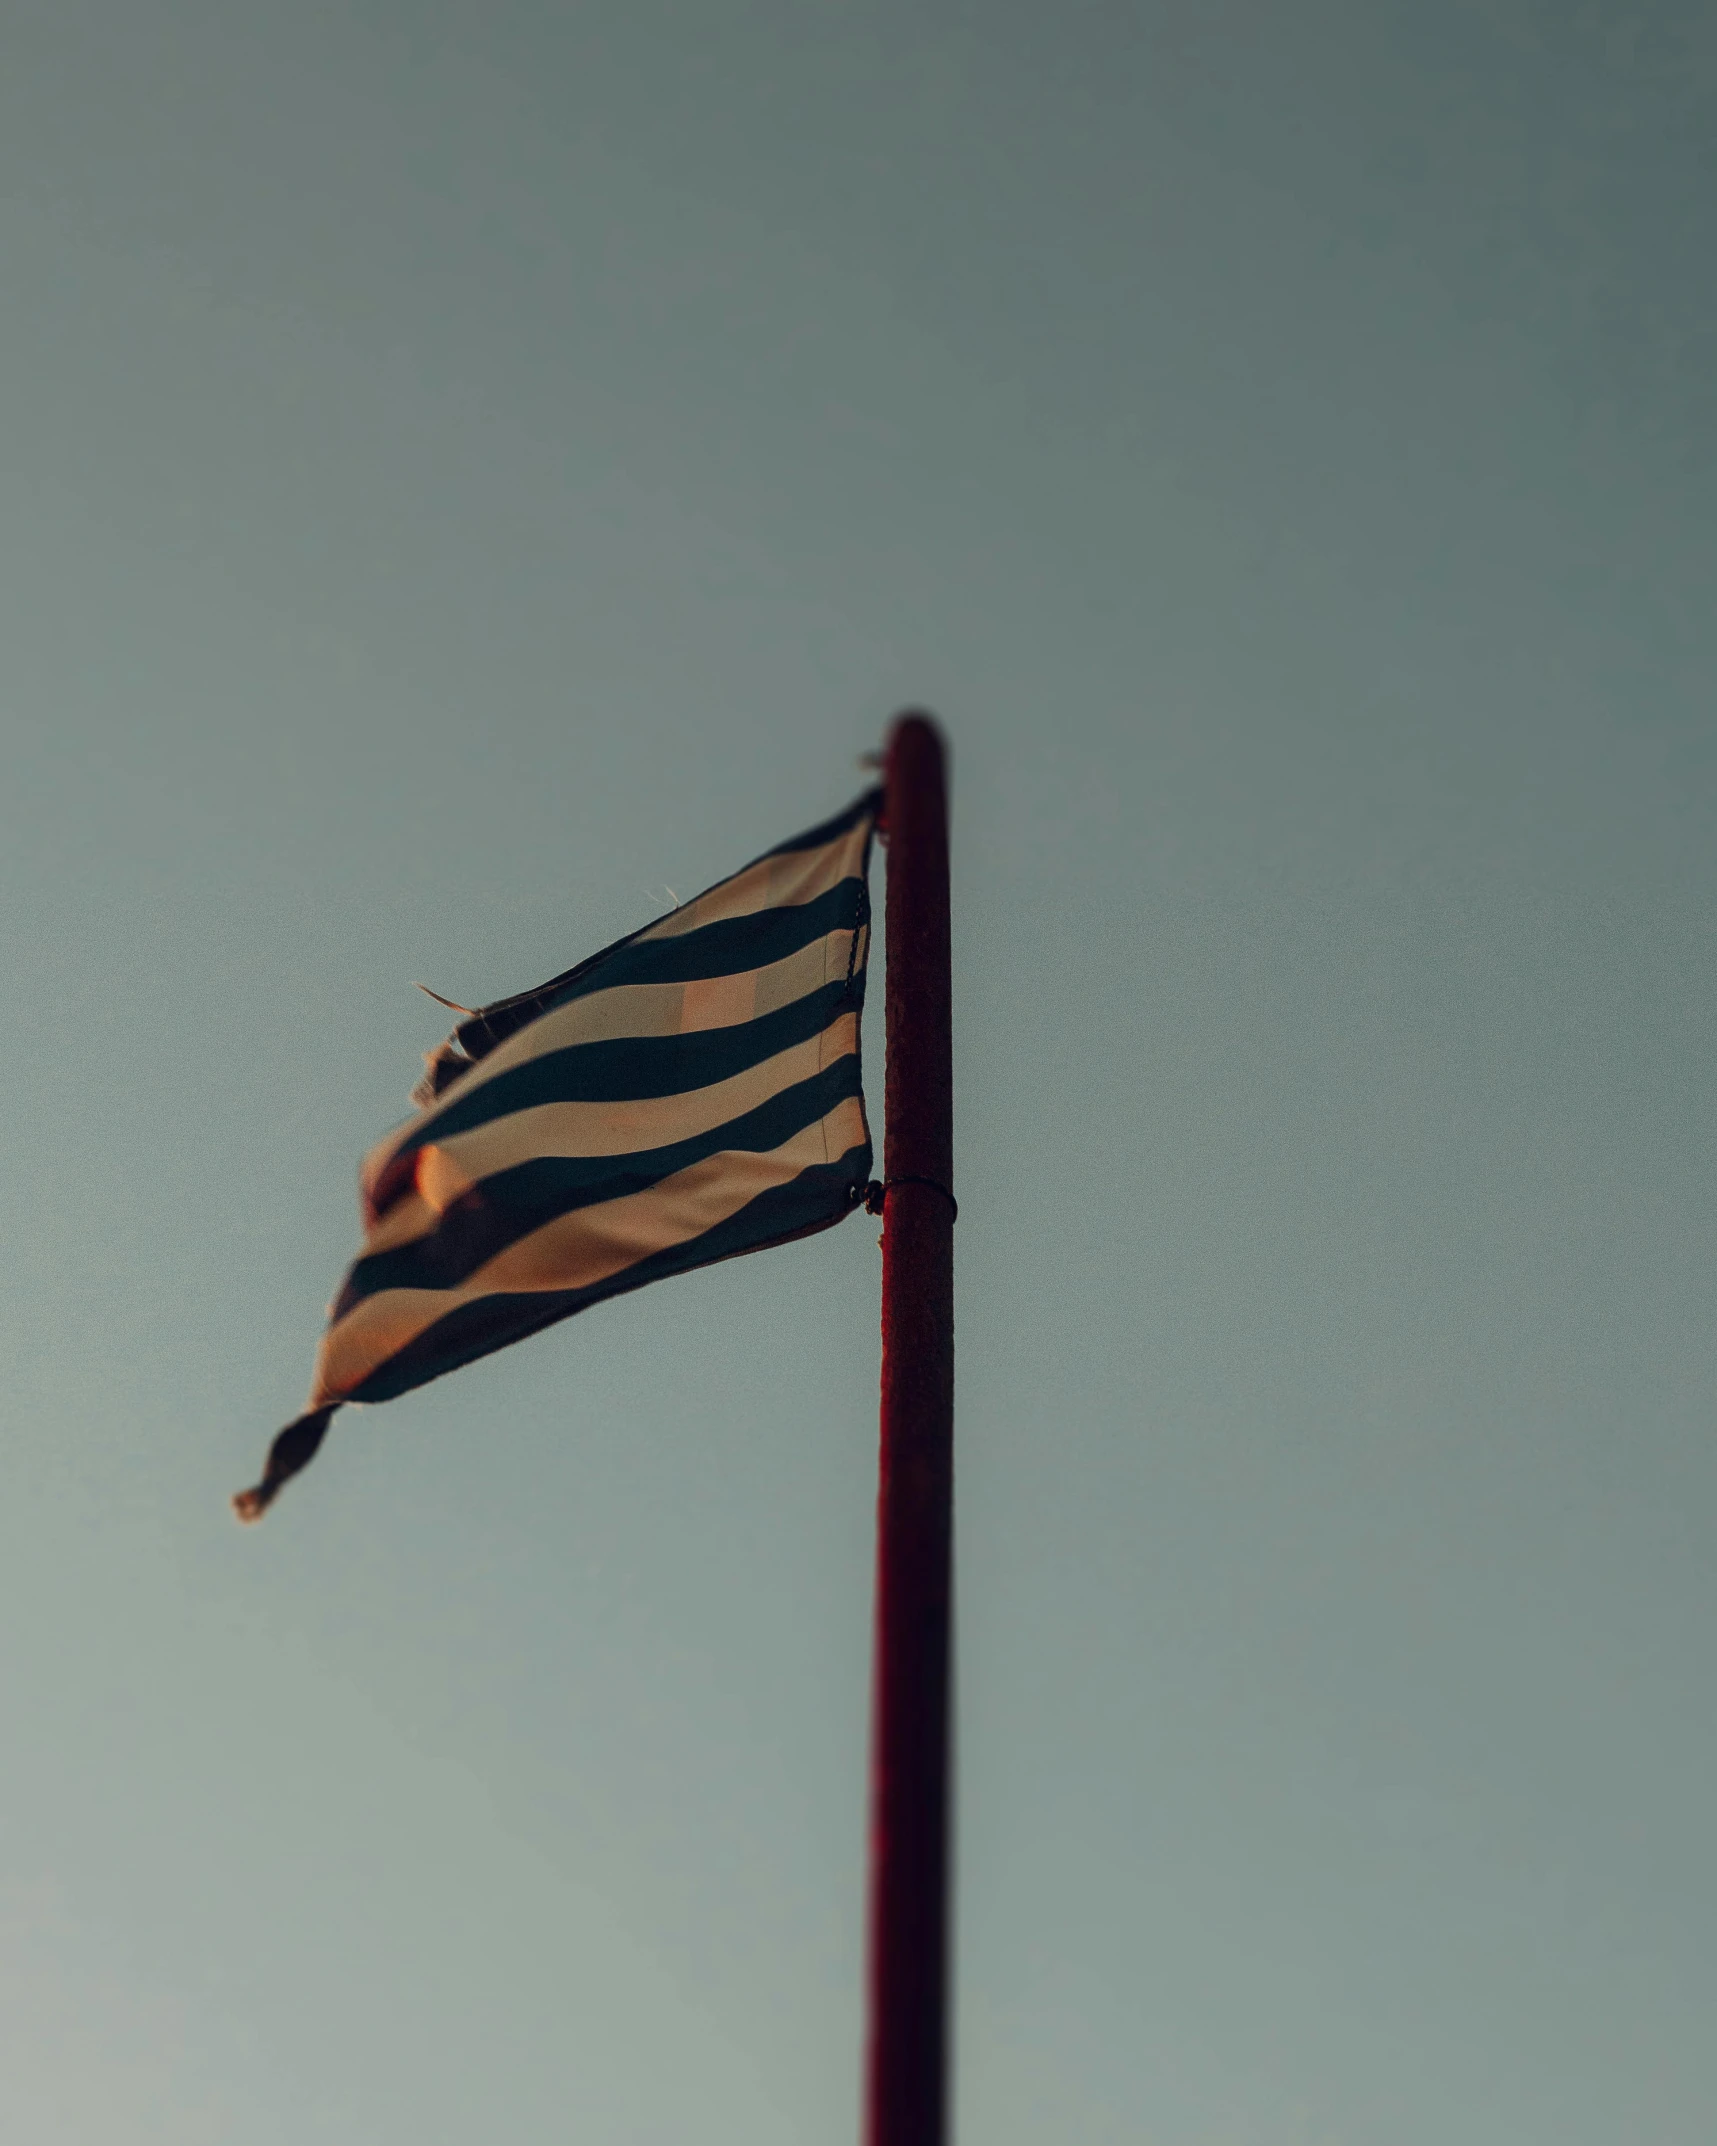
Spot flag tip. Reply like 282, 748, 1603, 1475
231, 1404, 338, 1528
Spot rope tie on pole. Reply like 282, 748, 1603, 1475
862, 1176, 958, 1223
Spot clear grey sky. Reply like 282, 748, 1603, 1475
3, 4, 1714, 2140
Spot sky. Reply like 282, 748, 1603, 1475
2, 2, 1714, 2140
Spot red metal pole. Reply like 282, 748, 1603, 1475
864, 712, 955, 2146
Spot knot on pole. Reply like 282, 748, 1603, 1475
863, 1176, 957, 1222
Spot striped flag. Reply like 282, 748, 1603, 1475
235, 788, 881, 1520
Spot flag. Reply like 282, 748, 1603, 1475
235, 788, 881, 1520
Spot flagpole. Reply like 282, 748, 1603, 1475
865, 711, 955, 2146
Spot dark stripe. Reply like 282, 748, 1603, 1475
347, 1143, 872, 1405
453, 878, 866, 1060
335, 1055, 864, 1314
762, 786, 884, 858
382, 979, 860, 1203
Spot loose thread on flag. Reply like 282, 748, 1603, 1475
232, 1405, 340, 1524
413, 983, 476, 1014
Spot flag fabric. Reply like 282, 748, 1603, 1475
234, 788, 882, 1520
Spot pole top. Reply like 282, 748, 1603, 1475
885, 708, 947, 760
882, 713, 946, 835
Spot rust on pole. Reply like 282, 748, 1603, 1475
864, 711, 955, 2146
